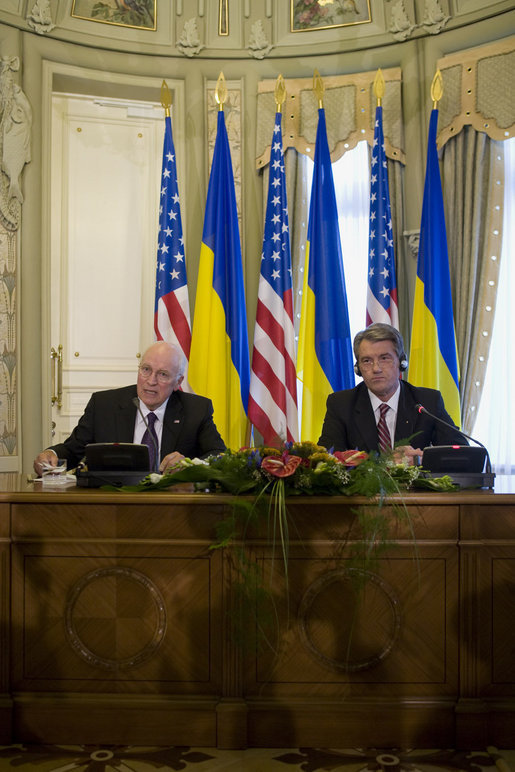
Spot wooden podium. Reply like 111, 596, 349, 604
0, 475, 514, 749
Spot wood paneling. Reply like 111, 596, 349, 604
0, 479, 514, 748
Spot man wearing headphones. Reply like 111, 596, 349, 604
318, 322, 466, 464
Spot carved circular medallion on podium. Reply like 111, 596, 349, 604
64, 566, 167, 671
298, 568, 401, 672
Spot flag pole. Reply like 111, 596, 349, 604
408, 68, 461, 426
431, 69, 443, 109
161, 79, 172, 116
373, 67, 384, 106
275, 72, 286, 112
366, 68, 399, 329
297, 68, 354, 440
248, 73, 298, 445
215, 71, 227, 111
313, 68, 324, 109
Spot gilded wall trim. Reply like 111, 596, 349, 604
437, 36, 515, 148
256, 68, 404, 168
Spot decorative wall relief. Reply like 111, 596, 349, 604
421, 0, 450, 35
177, 18, 205, 57
0, 57, 30, 461
0, 57, 32, 223
27, 0, 55, 35
248, 20, 273, 59
387, 0, 449, 40
388, 0, 416, 41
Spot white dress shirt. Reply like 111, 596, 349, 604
368, 382, 401, 445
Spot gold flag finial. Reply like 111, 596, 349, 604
431, 69, 444, 108
275, 74, 286, 112
215, 72, 227, 111
161, 79, 172, 117
313, 69, 324, 109
373, 68, 385, 106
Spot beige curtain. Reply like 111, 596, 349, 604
437, 37, 513, 432
442, 130, 504, 434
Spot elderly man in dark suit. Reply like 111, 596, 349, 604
33, 341, 225, 475
318, 323, 465, 464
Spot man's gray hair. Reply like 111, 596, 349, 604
353, 323, 406, 361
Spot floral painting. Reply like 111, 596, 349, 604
291, 0, 371, 32
71, 0, 156, 31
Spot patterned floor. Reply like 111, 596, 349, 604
0, 745, 513, 771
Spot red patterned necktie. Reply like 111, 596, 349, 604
377, 403, 392, 453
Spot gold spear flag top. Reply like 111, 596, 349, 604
431, 69, 444, 108
215, 72, 227, 111
373, 68, 385, 107
313, 68, 324, 109
275, 73, 286, 112
161, 79, 172, 117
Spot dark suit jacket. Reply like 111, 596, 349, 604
49, 385, 226, 468
318, 380, 465, 453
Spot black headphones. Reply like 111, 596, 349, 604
354, 355, 408, 378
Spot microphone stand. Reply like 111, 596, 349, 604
415, 403, 494, 487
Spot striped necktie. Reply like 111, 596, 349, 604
377, 403, 392, 453
142, 412, 159, 472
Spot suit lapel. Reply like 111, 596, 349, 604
394, 381, 417, 444
162, 392, 184, 459
115, 387, 139, 443
353, 385, 379, 451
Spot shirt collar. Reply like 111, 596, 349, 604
368, 381, 401, 414
138, 396, 169, 422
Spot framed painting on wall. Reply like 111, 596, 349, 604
71, 0, 157, 31
291, 0, 371, 32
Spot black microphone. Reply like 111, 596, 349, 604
415, 403, 492, 474
132, 397, 160, 473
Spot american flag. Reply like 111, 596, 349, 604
154, 113, 192, 389
248, 112, 298, 444
366, 104, 399, 328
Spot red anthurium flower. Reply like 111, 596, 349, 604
261, 454, 302, 478
333, 450, 368, 467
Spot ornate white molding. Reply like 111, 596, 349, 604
0, 56, 32, 232
248, 20, 273, 59
388, 0, 416, 41
421, 0, 450, 35
177, 18, 205, 58
27, 0, 55, 35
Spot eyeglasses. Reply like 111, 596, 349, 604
358, 355, 397, 370
138, 364, 173, 384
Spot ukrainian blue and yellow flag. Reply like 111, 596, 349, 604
189, 102, 250, 449
409, 81, 461, 426
297, 103, 354, 442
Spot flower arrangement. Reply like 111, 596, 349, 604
126, 440, 454, 498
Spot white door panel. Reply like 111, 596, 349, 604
50, 95, 162, 445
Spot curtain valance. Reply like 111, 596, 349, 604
437, 36, 515, 148
255, 67, 404, 169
